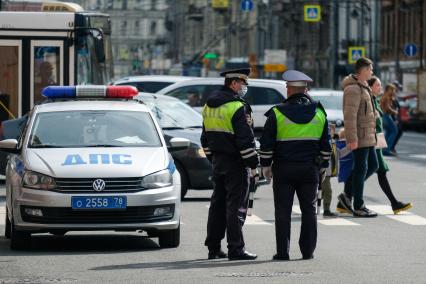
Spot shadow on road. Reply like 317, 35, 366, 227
182, 197, 211, 202
0, 233, 163, 256
90, 258, 275, 271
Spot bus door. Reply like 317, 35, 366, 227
0, 40, 22, 121
30, 40, 65, 107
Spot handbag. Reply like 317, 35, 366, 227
376, 132, 388, 149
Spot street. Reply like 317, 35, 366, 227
1, 131, 426, 284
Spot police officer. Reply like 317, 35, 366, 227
259, 70, 331, 261
201, 68, 259, 261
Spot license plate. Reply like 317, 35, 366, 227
71, 196, 127, 209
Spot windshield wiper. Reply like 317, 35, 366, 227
30, 144, 65, 148
83, 144, 123, 147
162, 127, 185, 130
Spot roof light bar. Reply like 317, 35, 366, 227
41, 85, 138, 99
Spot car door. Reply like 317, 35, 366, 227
244, 86, 284, 129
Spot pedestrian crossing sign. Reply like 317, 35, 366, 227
304, 5, 321, 22
348, 46, 366, 64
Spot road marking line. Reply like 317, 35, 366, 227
293, 205, 360, 226
0, 206, 5, 214
408, 154, 426, 160
245, 214, 272, 225
368, 205, 426, 225
0, 214, 5, 225
319, 218, 360, 226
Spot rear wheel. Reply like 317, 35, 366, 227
175, 162, 189, 200
10, 219, 31, 250
158, 225, 180, 248
4, 208, 11, 239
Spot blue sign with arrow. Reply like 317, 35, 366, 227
241, 0, 253, 12
404, 43, 418, 57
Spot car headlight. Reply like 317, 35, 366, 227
141, 169, 173, 189
22, 171, 56, 190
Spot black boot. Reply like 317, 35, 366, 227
208, 249, 227, 259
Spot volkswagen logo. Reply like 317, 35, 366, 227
92, 179, 106, 192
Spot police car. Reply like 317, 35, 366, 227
0, 86, 189, 250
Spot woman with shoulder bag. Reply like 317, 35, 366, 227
380, 84, 398, 156
368, 76, 412, 214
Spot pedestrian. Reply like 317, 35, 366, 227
337, 57, 379, 217
201, 68, 259, 261
391, 80, 404, 154
322, 123, 338, 217
380, 84, 398, 156
260, 70, 331, 261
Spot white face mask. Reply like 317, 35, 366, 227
238, 84, 248, 97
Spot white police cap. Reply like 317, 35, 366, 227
282, 70, 313, 87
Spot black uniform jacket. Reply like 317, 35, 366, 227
259, 93, 331, 168
201, 86, 259, 169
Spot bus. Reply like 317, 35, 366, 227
0, 2, 114, 175
0, 2, 113, 119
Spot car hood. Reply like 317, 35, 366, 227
162, 128, 202, 146
24, 147, 167, 178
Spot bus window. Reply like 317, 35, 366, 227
33, 46, 60, 105
0, 45, 20, 120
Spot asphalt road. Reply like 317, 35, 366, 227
0, 131, 425, 284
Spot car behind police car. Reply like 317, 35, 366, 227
0, 86, 189, 250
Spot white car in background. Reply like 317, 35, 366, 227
156, 77, 287, 130
112, 75, 196, 93
309, 89, 344, 128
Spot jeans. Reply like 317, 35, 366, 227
344, 146, 378, 209
382, 114, 398, 153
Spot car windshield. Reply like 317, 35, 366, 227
28, 110, 161, 148
140, 96, 202, 129
311, 94, 343, 110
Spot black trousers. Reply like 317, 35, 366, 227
272, 162, 318, 257
205, 154, 250, 255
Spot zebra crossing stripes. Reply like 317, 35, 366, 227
367, 205, 426, 226
292, 205, 360, 226
0, 205, 5, 225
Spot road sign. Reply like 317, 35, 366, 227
404, 43, 418, 57
348, 46, 366, 64
212, 0, 229, 9
264, 64, 286, 73
241, 0, 253, 12
304, 5, 321, 22
203, 52, 217, 59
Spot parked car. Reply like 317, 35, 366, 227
112, 75, 196, 93
156, 78, 287, 130
398, 94, 426, 131
1, 85, 187, 250
309, 89, 344, 128
134, 93, 213, 199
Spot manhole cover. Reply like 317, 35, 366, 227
215, 272, 313, 278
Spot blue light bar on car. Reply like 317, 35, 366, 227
41, 86, 138, 99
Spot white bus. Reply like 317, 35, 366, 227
0, 2, 113, 119
0, 2, 114, 175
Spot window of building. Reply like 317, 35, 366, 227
150, 21, 157, 36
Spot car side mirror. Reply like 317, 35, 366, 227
168, 137, 190, 151
0, 139, 20, 154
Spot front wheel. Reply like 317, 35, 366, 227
158, 225, 180, 248
4, 208, 11, 239
175, 162, 189, 200
10, 219, 31, 250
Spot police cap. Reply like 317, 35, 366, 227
282, 70, 313, 87
220, 68, 251, 85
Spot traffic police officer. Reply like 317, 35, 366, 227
259, 70, 331, 260
201, 68, 259, 261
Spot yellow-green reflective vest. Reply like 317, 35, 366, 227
273, 107, 326, 141
202, 101, 244, 134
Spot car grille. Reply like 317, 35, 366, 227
21, 205, 174, 224
54, 177, 144, 193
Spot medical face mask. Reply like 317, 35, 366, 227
238, 84, 248, 97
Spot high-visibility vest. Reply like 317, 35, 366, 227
273, 107, 326, 141
202, 101, 244, 134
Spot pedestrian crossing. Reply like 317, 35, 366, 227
1, 203, 425, 228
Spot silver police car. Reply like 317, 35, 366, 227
1, 86, 188, 250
